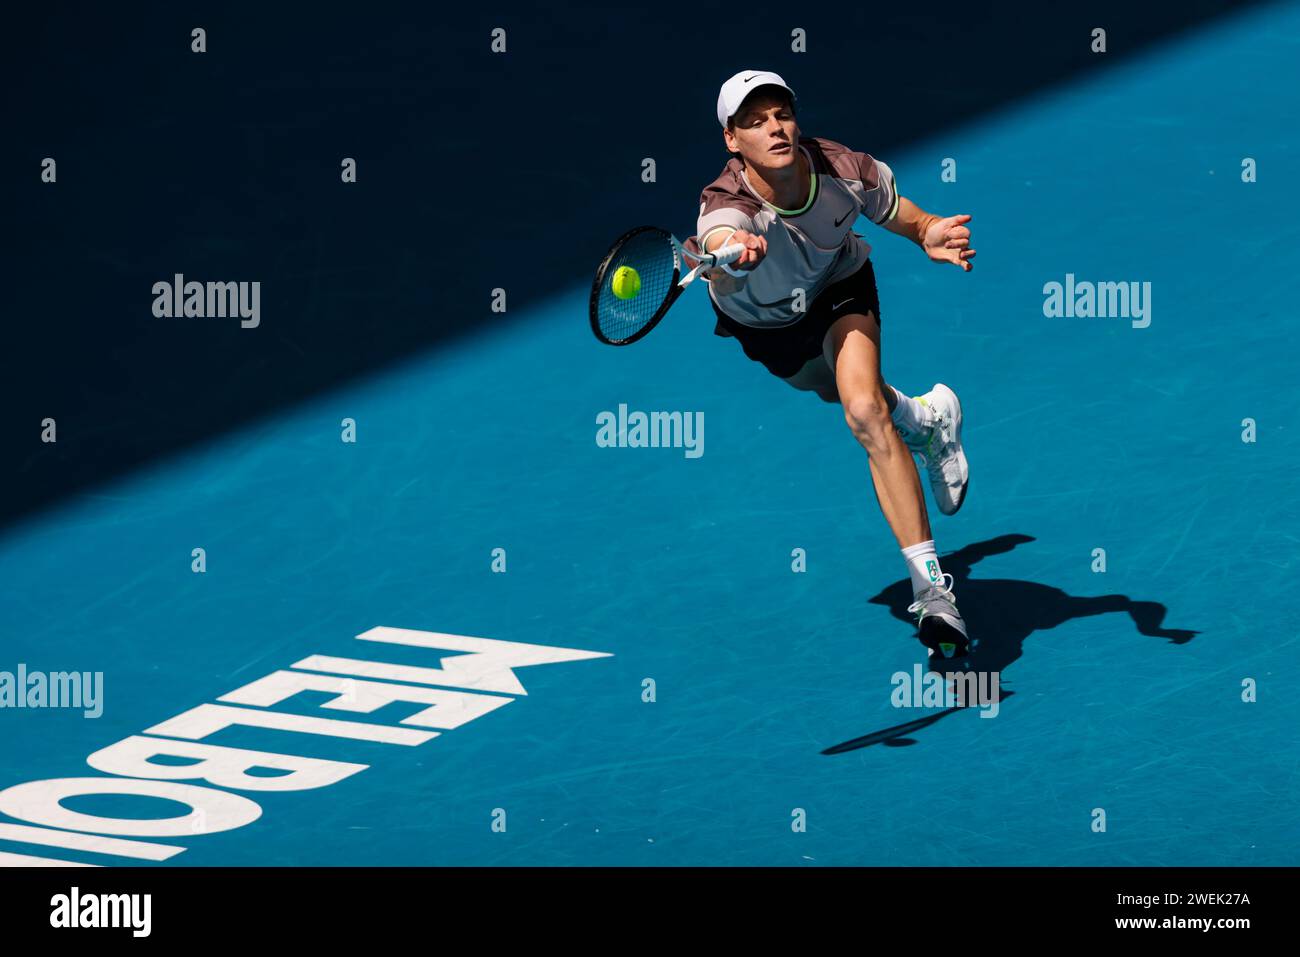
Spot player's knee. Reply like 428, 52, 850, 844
842, 393, 891, 447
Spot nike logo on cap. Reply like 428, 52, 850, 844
743, 73, 763, 83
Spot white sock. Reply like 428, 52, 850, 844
901, 539, 944, 597
888, 385, 933, 438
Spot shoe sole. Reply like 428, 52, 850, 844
931, 383, 968, 516
917, 615, 971, 658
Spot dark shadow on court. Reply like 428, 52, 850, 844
823, 533, 1199, 754
2, 0, 1279, 531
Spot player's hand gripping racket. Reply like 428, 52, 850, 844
589, 226, 747, 345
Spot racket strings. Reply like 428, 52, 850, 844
594, 230, 678, 343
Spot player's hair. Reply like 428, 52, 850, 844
726, 85, 797, 132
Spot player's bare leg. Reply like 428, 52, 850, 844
824, 310, 973, 666
823, 311, 930, 548
781, 355, 840, 403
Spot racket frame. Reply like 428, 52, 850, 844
589, 225, 747, 346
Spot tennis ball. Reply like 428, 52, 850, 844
611, 265, 641, 300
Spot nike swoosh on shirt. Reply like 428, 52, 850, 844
834, 210, 854, 227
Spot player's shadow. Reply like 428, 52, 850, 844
823, 533, 1198, 754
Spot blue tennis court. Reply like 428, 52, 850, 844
1, 2, 1297, 866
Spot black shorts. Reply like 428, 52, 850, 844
711, 258, 881, 379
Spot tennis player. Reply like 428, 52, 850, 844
691, 70, 977, 664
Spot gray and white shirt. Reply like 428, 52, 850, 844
688, 136, 899, 328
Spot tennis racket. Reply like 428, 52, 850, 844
589, 226, 747, 345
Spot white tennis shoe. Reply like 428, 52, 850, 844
899, 383, 969, 515
907, 572, 972, 662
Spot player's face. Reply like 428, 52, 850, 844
726, 94, 799, 170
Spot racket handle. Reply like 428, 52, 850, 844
710, 242, 747, 266
677, 237, 751, 287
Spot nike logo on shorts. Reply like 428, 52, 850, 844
833, 298, 854, 311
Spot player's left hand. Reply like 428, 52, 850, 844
923, 214, 976, 271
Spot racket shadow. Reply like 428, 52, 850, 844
822, 533, 1199, 754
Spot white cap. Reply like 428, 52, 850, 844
716, 70, 797, 128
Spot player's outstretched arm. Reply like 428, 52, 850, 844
883, 196, 977, 272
